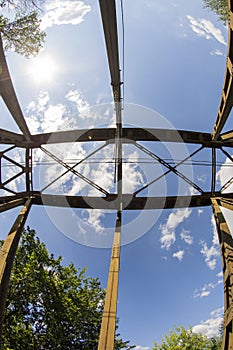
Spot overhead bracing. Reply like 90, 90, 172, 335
0, 0, 232, 349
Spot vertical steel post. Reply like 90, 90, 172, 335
0, 198, 32, 345
98, 213, 122, 350
211, 197, 233, 350
25, 148, 33, 192
98, 99, 123, 349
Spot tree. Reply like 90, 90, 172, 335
153, 325, 222, 350
0, 0, 45, 57
0, 227, 134, 349
203, 0, 228, 25
0, 12, 45, 57
0, 0, 44, 11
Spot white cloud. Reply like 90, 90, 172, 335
186, 15, 227, 45
210, 49, 224, 56
26, 91, 71, 134
197, 174, 206, 183
41, 0, 91, 29
173, 250, 184, 261
180, 229, 193, 245
193, 283, 215, 298
199, 213, 220, 270
193, 307, 223, 338
83, 209, 105, 234
134, 346, 150, 350
211, 214, 219, 246
200, 241, 220, 270
216, 271, 223, 284
160, 208, 191, 250
123, 151, 144, 193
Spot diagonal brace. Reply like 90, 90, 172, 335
41, 146, 109, 196
134, 142, 204, 194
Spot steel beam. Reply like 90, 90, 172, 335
220, 130, 233, 142
32, 192, 233, 210
0, 198, 32, 344
30, 128, 233, 148
0, 35, 31, 141
0, 198, 26, 213
98, 214, 121, 350
218, 197, 233, 212
212, 0, 233, 140
211, 148, 216, 193
211, 197, 233, 350
99, 0, 121, 103
0, 129, 26, 146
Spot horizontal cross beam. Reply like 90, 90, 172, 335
29, 192, 233, 210
28, 128, 233, 148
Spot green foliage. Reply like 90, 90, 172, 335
153, 325, 222, 350
203, 0, 228, 24
0, 227, 133, 349
0, 12, 45, 57
0, 0, 44, 11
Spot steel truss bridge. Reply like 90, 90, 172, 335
0, 1, 233, 349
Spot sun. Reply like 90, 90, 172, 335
29, 55, 57, 83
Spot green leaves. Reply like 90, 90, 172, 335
153, 325, 222, 350
0, 12, 45, 57
0, 227, 133, 349
203, 0, 228, 25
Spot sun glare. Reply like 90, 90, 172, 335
29, 55, 57, 83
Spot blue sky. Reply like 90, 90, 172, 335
1, 0, 232, 349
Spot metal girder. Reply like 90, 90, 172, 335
98, 213, 121, 350
211, 197, 233, 350
211, 148, 216, 193
220, 130, 233, 142
30, 128, 233, 148
0, 35, 31, 141
0, 198, 32, 343
25, 148, 33, 192
99, 0, 121, 103
0, 198, 26, 213
212, 0, 233, 140
0, 129, 26, 146
31, 192, 233, 210
218, 197, 233, 211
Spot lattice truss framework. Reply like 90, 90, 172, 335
0, 0, 233, 349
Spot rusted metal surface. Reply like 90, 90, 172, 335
211, 148, 216, 193
0, 198, 27, 213
2, 127, 232, 148
99, 0, 121, 104
97, 214, 121, 350
211, 197, 233, 350
212, 0, 233, 140
31, 192, 233, 210
30, 128, 233, 148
